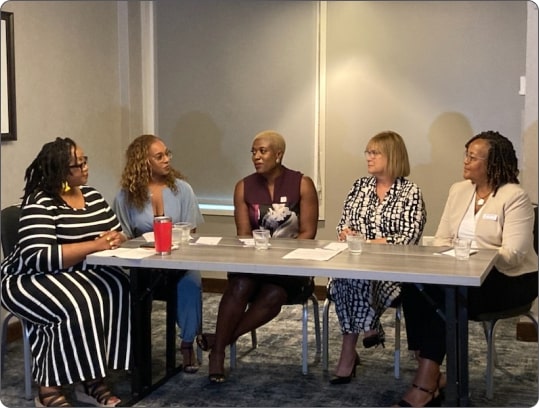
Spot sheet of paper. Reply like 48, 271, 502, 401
238, 238, 272, 248
438, 248, 478, 257
89, 247, 155, 259
194, 236, 222, 245
142, 232, 154, 242
323, 242, 348, 252
282, 248, 340, 261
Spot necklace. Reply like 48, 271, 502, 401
475, 190, 492, 206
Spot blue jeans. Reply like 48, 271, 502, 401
176, 269, 202, 342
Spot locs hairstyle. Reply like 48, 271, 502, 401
465, 130, 519, 195
22, 137, 77, 202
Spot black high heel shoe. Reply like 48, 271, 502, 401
397, 374, 442, 407
362, 332, 385, 349
329, 353, 361, 385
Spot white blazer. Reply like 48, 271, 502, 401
434, 180, 537, 277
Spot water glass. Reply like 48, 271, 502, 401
173, 222, 192, 245
453, 238, 472, 260
252, 229, 270, 250
346, 234, 364, 254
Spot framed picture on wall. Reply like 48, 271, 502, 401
1, 11, 16, 141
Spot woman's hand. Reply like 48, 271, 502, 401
96, 230, 125, 250
338, 226, 354, 242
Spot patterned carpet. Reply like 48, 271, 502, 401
1, 292, 537, 407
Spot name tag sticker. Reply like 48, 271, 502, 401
483, 213, 498, 221
280, 196, 287, 203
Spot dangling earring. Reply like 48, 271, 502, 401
62, 181, 71, 193
276, 158, 281, 164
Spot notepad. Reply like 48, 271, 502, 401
90, 247, 155, 259
282, 248, 340, 261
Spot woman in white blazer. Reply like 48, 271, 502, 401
396, 131, 538, 407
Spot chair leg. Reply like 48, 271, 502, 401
322, 298, 331, 371
311, 296, 322, 356
394, 304, 401, 380
196, 290, 203, 365
302, 302, 309, 375
22, 322, 32, 400
483, 320, 497, 399
230, 342, 236, 370
523, 311, 539, 331
1, 314, 33, 400
0, 313, 12, 387
230, 329, 257, 370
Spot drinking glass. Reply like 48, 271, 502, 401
252, 229, 270, 250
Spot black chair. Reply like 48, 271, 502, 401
0, 205, 32, 400
471, 203, 538, 399
230, 278, 321, 375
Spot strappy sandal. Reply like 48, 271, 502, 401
397, 380, 442, 407
181, 342, 199, 374
74, 379, 121, 407
35, 388, 71, 407
208, 351, 226, 384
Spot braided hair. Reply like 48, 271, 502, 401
465, 130, 519, 195
22, 137, 77, 202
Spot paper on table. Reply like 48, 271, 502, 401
323, 242, 348, 252
142, 232, 154, 242
194, 236, 222, 245
89, 247, 155, 259
239, 238, 272, 247
282, 248, 340, 261
239, 238, 254, 247
437, 248, 478, 257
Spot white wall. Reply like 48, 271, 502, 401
1, 0, 536, 247
0, 1, 143, 208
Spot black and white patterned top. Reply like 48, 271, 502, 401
336, 176, 426, 245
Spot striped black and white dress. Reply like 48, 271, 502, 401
1, 186, 131, 387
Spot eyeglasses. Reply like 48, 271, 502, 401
364, 150, 382, 158
69, 156, 88, 170
463, 151, 486, 162
151, 150, 173, 162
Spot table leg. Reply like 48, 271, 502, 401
444, 285, 470, 407
457, 286, 469, 406
444, 286, 458, 407
165, 271, 178, 374
130, 268, 153, 397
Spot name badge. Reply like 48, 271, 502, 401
280, 196, 287, 203
482, 213, 498, 221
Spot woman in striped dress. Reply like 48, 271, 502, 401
1, 138, 131, 407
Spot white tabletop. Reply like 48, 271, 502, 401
87, 236, 498, 287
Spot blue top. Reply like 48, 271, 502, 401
113, 179, 204, 239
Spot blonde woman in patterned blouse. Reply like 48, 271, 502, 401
328, 130, 426, 385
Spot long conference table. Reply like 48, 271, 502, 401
87, 236, 498, 407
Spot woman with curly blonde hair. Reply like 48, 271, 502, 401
114, 134, 204, 373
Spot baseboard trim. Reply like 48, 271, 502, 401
6, 319, 22, 343
516, 321, 538, 342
